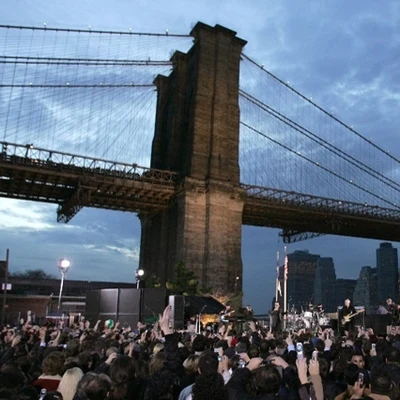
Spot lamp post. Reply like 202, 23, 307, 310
234, 276, 240, 293
57, 259, 71, 312
135, 268, 144, 289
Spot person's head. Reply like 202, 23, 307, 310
149, 351, 165, 375
252, 365, 281, 396
0, 365, 26, 390
386, 298, 393, 306
77, 351, 94, 373
76, 373, 111, 400
228, 355, 241, 372
65, 339, 80, 358
345, 299, 351, 307
192, 373, 227, 400
152, 342, 164, 355
42, 351, 66, 376
384, 346, 400, 364
370, 367, 393, 396
235, 341, 247, 354
109, 356, 136, 400
344, 363, 360, 387
183, 355, 200, 375
247, 344, 260, 359
57, 367, 84, 400
351, 354, 365, 369
192, 335, 207, 353
106, 347, 119, 358
274, 302, 279, 309
198, 354, 218, 375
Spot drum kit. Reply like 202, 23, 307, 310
286, 306, 330, 332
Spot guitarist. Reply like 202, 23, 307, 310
340, 298, 357, 335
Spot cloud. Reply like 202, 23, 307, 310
0, 199, 56, 231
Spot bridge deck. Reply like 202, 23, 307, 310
243, 185, 400, 242
0, 142, 399, 242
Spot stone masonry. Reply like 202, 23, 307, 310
139, 23, 247, 292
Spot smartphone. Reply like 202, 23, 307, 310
358, 372, 364, 385
239, 359, 246, 368
372, 343, 376, 351
312, 351, 318, 361
296, 342, 303, 359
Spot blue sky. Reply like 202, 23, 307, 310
0, 0, 399, 312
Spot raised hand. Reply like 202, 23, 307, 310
105, 352, 118, 365
308, 359, 320, 376
159, 305, 173, 335
296, 358, 308, 384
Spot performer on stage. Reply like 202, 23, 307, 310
244, 305, 254, 320
219, 305, 234, 323
270, 301, 283, 334
340, 299, 357, 335
386, 298, 399, 326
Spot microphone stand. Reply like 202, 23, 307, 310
196, 305, 207, 334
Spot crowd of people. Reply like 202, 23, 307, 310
0, 305, 399, 400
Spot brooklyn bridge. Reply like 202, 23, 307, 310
0, 23, 399, 291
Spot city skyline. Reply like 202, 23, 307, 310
0, 0, 400, 313
281, 242, 399, 314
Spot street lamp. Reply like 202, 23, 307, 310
234, 275, 240, 292
57, 259, 71, 311
135, 268, 144, 289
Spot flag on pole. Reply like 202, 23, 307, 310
284, 248, 288, 281
277, 278, 282, 296
276, 252, 282, 297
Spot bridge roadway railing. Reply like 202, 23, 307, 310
0, 141, 178, 186
242, 184, 400, 221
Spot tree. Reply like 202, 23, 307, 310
166, 261, 198, 295
146, 274, 162, 288
12, 269, 55, 280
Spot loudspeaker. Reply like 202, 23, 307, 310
168, 295, 185, 330
141, 288, 167, 323
85, 288, 169, 328
85, 290, 100, 322
118, 289, 141, 327
97, 289, 119, 325
99, 289, 119, 314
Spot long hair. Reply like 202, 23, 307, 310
57, 367, 84, 400
109, 356, 136, 400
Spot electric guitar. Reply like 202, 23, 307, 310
341, 309, 364, 326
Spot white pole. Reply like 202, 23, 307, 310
275, 251, 279, 301
283, 246, 288, 329
57, 272, 65, 311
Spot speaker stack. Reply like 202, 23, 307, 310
85, 288, 167, 327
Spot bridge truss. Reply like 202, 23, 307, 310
1, 141, 399, 242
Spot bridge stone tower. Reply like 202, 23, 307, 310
139, 22, 247, 292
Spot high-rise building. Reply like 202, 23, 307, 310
336, 279, 357, 307
353, 266, 377, 314
377, 243, 399, 303
314, 257, 336, 312
287, 250, 320, 311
